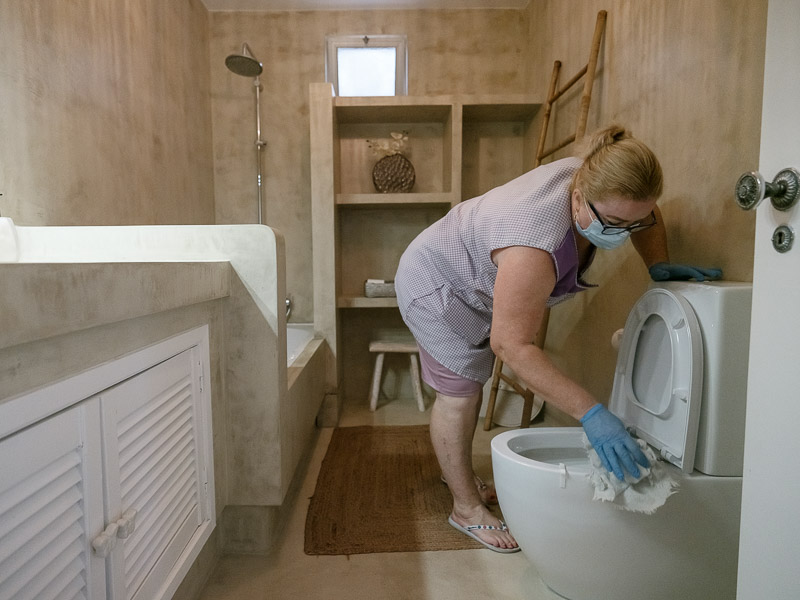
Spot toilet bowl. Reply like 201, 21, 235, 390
491, 282, 752, 600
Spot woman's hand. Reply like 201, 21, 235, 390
630, 207, 722, 281
648, 262, 722, 281
580, 404, 650, 480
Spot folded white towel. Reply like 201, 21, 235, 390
583, 434, 678, 514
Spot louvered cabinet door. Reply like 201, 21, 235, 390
0, 400, 106, 600
99, 347, 210, 600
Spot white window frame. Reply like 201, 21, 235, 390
325, 34, 408, 96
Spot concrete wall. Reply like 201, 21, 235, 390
0, 0, 215, 225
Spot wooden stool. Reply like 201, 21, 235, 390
368, 338, 426, 412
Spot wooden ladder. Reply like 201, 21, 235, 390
483, 10, 607, 431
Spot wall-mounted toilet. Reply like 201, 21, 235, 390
491, 281, 752, 600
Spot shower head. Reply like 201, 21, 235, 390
225, 43, 263, 77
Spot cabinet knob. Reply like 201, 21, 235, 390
91, 522, 119, 557
116, 508, 138, 539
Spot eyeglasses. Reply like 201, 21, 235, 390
587, 201, 657, 234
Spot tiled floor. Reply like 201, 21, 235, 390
198, 393, 564, 600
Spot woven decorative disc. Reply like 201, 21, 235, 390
372, 153, 415, 193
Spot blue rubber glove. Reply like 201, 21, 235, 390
649, 262, 722, 282
580, 404, 650, 481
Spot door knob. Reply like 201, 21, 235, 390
735, 168, 800, 211
115, 508, 138, 539
91, 522, 119, 557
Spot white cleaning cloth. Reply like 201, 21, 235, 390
583, 434, 678, 514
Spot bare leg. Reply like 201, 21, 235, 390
471, 391, 497, 505
442, 473, 498, 506
440, 395, 498, 505
430, 390, 517, 550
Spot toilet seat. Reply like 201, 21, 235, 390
610, 288, 703, 473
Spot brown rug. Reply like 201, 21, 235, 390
304, 425, 482, 555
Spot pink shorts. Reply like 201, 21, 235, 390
417, 344, 483, 398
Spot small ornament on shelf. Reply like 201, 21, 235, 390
366, 131, 415, 193
364, 279, 396, 298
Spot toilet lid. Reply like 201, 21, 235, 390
609, 288, 703, 473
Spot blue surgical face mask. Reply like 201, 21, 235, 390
574, 199, 631, 250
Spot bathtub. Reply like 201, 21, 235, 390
286, 322, 324, 390
287, 323, 316, 366
284, 322, 325, 488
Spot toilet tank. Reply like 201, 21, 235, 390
653, 281, 752, 476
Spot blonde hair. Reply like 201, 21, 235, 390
571, 124, 663, 204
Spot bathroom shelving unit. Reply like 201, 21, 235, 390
310, 83, 542, 404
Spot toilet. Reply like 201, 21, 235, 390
491, 281, 752, 600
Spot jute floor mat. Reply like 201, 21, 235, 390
304, 425, 483, 555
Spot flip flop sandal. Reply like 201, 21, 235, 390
448, 515, 521, 553
440, 475, 499, 505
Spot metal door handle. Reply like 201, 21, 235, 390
735, 168, 800, 211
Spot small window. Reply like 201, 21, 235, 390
325, 35, 408, 97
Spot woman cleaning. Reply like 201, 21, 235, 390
394, 124, 721, 553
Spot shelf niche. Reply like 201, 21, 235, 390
461, 102, 542, 201
337, 204, 448, 304
335, 101, 456, 198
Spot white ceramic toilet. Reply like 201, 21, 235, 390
491, 281, 752, 600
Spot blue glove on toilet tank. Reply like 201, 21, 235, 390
648, 262, 722, 282
581, 404, 650, 481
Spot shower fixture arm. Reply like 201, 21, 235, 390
254, 77, 265, 144
254, 76, 265, 225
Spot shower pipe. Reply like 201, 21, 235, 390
225, 43, 266, 225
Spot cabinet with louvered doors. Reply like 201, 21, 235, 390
0, 328, 215, 600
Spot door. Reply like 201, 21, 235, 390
100, 347, 208, 600
737, 0, 800, 597
0, 402, 106, 599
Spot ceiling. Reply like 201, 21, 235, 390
200, 0, 529, 11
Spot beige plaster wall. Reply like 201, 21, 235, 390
209, 9, 527, 322
0, 0, 215, 226
523, 0, 767, 414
